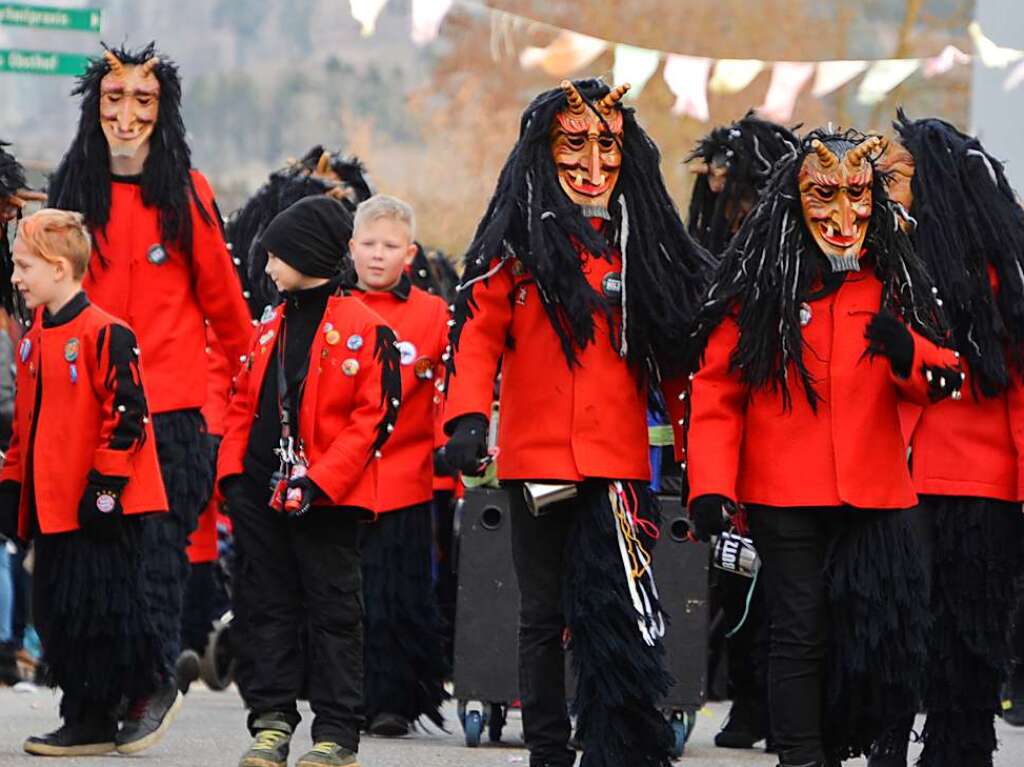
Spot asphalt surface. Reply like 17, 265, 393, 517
1, 685, 1023, 766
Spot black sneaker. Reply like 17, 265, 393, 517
867, 718, 912, 767
115, 679, 183, 754
24, 720, 117, 756
176, 649, 201, 694
239, 719, 293, 767
715, 697, 768, 748
368, 712, 410, 737
296, 742, 360, 767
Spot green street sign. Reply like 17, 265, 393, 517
0, 3, 101, 33
0, 49, 90, 76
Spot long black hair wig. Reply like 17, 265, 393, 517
894, 110, 1024, 397
688, 128, 946, 410
686, 110, 799, 255
0, 141, 27, 314
47, 42, 211, 261
449, 78, 714, 380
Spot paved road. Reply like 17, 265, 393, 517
1, 685, 1023, 766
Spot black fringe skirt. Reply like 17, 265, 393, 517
360, 503, 449, 728
919, 495, 1024, 767
34, 523, 161, 723
564, 481, 675, 767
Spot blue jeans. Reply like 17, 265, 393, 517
0, 542, 13, 643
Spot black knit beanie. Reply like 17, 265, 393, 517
259, 195, 353, 278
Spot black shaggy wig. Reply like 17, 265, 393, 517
227, 145, 374, 316
688, 128, 947, 410
450, 78, 714, 380
47, 42, 211, 262
0, 141, 28, 314
894, 110, 1024, 397
686, 110, 799, 255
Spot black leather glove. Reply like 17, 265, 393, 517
286, 475, 322, 518
442, 414, 489, 476
433, 447, 458, 478
688, 494, 734, 543
0, 480, 20, 541
78, 470, 128, 541
865, 312, 914, 379
220, 475, 245, 517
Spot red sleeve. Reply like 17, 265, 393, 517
893, 327, 962, 406
1006, 373, 1024, 496
216, 326, 260, 490
189, 171, 252, 370
307, 323, 396, 503
687, 317, 747, 502
202, 327, 236, 437
91, 324, 151, 478
444, 259, 514, 429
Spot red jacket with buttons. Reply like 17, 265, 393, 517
189, 329, 234, 564
84, 170, 251, 415
685, 270, 960, 509
1, 298, 168, 537
355, 278, 449, 513
445, 236, 650, 482
217, 293, 396, 512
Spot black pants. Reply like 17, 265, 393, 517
508, 484, 576, 767
719, 567, 769, 713
231, 473, 363, 749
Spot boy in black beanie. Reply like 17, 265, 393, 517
216, 196, 402, 767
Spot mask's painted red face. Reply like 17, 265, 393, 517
550, 81, 630, 211
99, 51, 160, 161
798, 137, 882, 262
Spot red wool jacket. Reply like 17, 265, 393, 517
217, 293, 395, 512
445, 236, 650, 482
687, 270, 960, 509
355, 278, 449, 513
85, 170, 251, 415
1, 297, 168, 537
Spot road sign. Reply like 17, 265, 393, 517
0, 49, 90, 76
0, 3, 100, 32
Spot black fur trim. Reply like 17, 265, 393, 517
102, 324, 148, 450
564, 481, 675, 767
372, 325, 402, 458
361, 504, 449, 727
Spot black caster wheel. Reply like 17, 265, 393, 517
487, 703, 506, 743
199, 619, 235, 691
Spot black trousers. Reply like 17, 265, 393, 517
231, 473, 363, 749
719, 567, 769, 711
508, 484, 577, 767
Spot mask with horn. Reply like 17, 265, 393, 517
99, 49, 161, 160
550, 80, 630, 212
798, 135, 883, 270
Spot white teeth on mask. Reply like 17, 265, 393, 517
825, 223, 834, 237
574, 172, 584, 186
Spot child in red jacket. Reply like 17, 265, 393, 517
217, 196, 400, 767
349, 195, 449, 737
0, 209, 172, 756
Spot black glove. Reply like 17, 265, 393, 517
286, 475, 322, 518
0, 480, 21, 541
433, 447, 459, 478
77, 471, 128, 541
442, 414, 489, 476
865, 312, 914, 379
220, 475, 245, 517
688, 494, 734, 542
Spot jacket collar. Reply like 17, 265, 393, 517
43, 291, 90, 328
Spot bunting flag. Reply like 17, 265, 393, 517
923, 44, 970, 78
759, 61, 814, 122
812, 59, 869, 97
857, 58, 920, 105
519, 29, 608, 77
612, 44, 661, 100
709, 58, 765, 95
411, 0, 453, 46
1005, 60, 1024, 92
349, 0, 389, 37
663, 54, 711, 121
968, 21, 1024, 68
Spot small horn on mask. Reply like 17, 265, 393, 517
810, 139, 838, 170
598, 83, 631, 114
103, 50, 126, 77
560, 80, 587, 117
845, 135, 884, 169
315, 151, 331, 176
141, 56, 160, 76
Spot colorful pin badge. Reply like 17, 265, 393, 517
18, 338, 31, 363
260, 305, 276, 324
324, 323, 334, 332
326, 330, 341, 346
342, 359, 359, 376
64, 338, 80, 363
147, 244, 168, 265
397, 340, 417, 366
96, 493, 116, 513
346, 334, 363, 351
414, 357, 434, 380
799, 302, 812, 327
69, 364, 78, 384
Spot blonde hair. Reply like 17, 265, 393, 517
17, 209, 92, 279
354, 194, 416, 240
